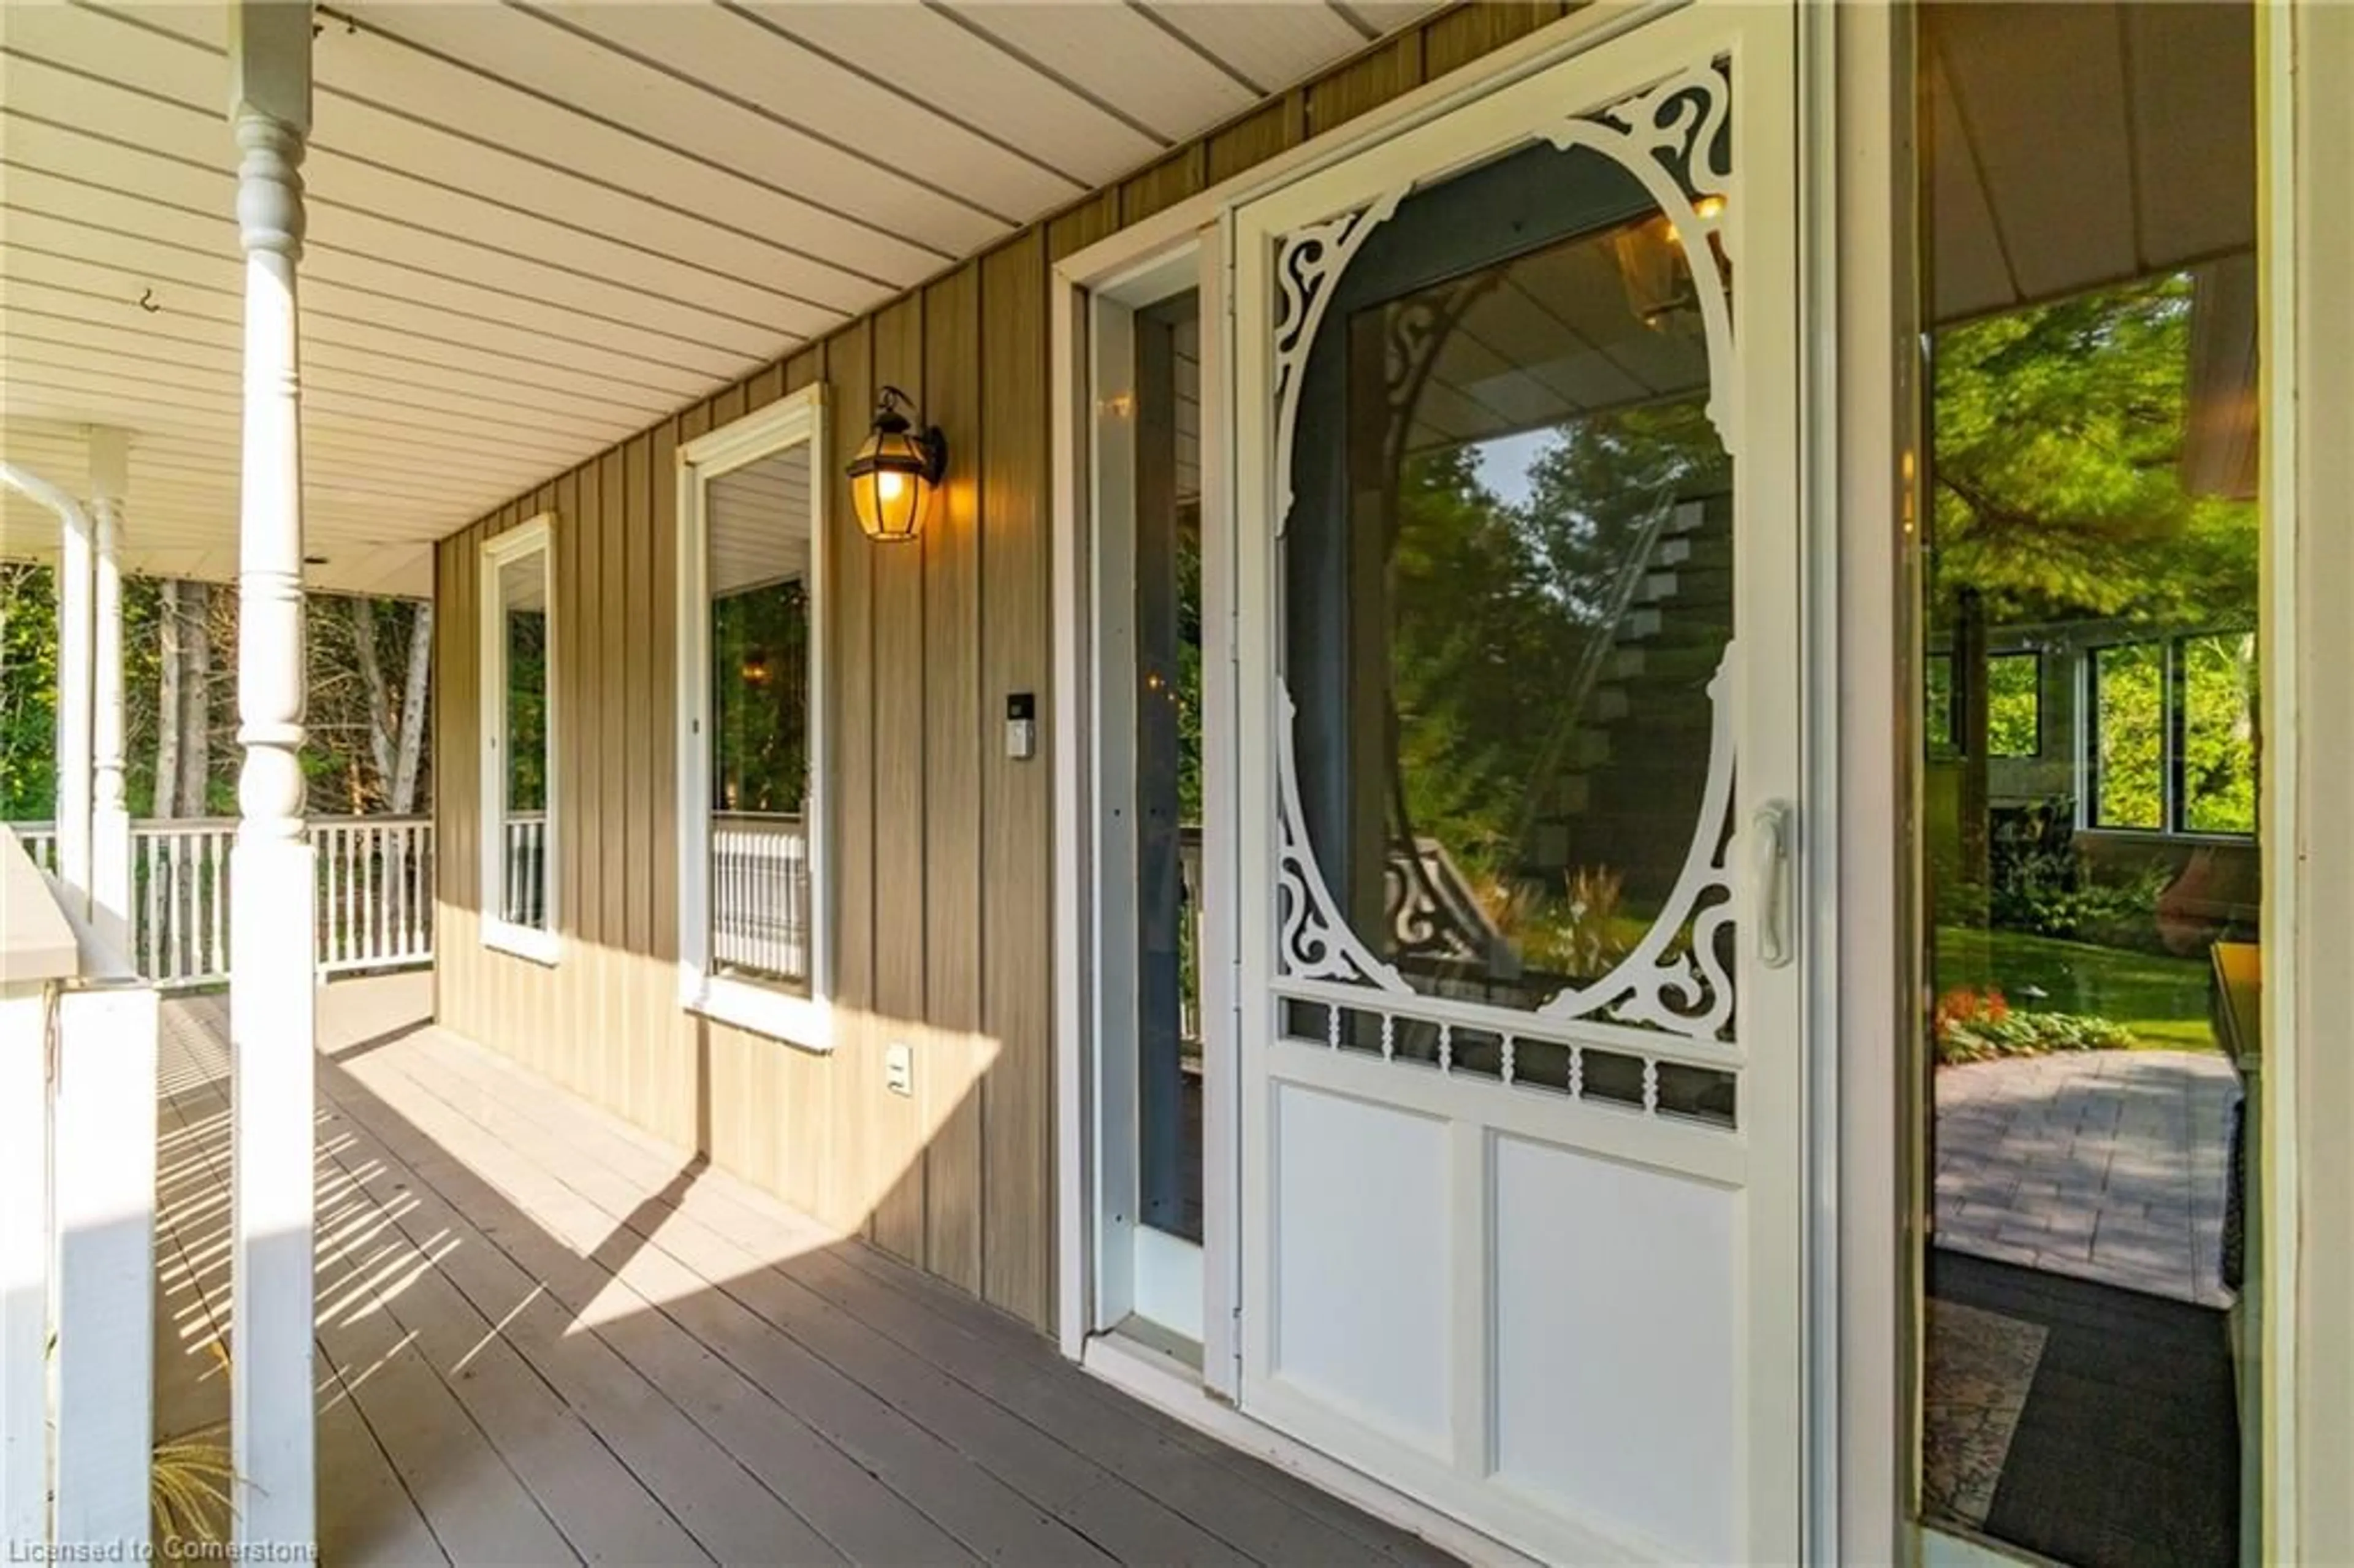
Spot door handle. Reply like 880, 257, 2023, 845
1751, 801, 1794, 969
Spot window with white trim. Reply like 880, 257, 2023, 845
2085, 631, 2257, 837
677, 386, 831, 1049
480, 515, 559, 964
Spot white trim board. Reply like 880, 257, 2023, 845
478, 512, 562, 967
1079, 1331, 1540, 1568
672, 383, 834, 1052
2265, 4, 2354, 1559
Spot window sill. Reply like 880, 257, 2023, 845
2078, 826, 2258, 847
680, 969, 832, 1054
483, 919, 562, 967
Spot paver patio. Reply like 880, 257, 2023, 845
1933, 1049, 2239, 1308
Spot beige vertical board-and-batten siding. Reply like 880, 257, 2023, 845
433, 1, 1574, 1335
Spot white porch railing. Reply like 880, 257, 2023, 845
2, 825, 161, 1551
501, 812, 548, 929
7, 816, 435, 988
712, 811, 809, 985
315, 816, 435, 975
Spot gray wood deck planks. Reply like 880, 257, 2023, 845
387, 1022, 1448, 1568
152, 986, 1461, 1567
389, 1031, 1250, 1568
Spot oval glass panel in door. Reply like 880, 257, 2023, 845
1277, 123, 1737, 1048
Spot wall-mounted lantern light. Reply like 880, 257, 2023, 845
846, 385, 945, 543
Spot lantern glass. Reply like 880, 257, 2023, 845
849, 446, 924, 540
846, 400, 941, 542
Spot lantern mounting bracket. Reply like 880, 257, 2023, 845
874, 385, 947, 484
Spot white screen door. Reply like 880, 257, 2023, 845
1227, 8, 1805, 1560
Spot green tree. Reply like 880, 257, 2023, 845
1385, 397, 1726, 889
0, 563, 58, 820
1930, 272, 2258, 626
710, 580, 809, 814
2182, 631, 2257, 834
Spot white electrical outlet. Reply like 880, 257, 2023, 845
885, 1041, 914, 1098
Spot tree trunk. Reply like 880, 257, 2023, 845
1956, 587, 1992, 891
352, 596, 397, 801
154, 579, 183, 818
390, 601, 432, 815
180, 581, 211, 815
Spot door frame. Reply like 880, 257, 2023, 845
1057, 237, 1236, 1361
1049, 6, 1892, 1553
1823, 5, 2348, 1564
1050, 0, 1660, 1393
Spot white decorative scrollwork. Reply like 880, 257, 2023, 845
1271, 191, 1403, 534
1275, 686, 1407, 991
1263, 47, 1749, 1047
1544, 58, 1741, 460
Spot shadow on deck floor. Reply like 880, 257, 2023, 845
153, 975, 1452, 1567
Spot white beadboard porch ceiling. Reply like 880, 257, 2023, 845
0, 0, 1437, 598
0, 1, 2255, 601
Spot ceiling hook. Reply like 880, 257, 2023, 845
137, 288, 161, 314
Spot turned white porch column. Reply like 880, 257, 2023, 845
53, 478, 94, 912
226, 2, 316, 1550
88, 429, 132, 955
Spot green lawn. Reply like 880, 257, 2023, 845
1933, 924, 2216, 1052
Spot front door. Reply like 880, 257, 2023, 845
1228, 8, 1805, 1559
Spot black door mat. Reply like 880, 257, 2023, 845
1928, 1248, 2240, 1567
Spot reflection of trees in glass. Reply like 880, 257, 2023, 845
1175, 514, 1203, 826
2093, 644, 2164, 829
2182, 632, 2257, 834
1932, 272, 2258, 627
1986, 653, 2040, 758
1388, 400, 1726, 950
1932, 271, 2261, 842
1925, 654, 1956, 758
711, 580, 808, 814
504, 607, 546, 812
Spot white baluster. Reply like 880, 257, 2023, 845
343, 826, 359, 964
161, 834, 179, 984
365, 823, 380, 962
384, 825, 401, 958
320, 826, 337, 968
172, 831, 185, 982
170, 834, 189, 984
211, 829, 228, 981
420, 824, 435, 956
142, 832, 161, 980
714, 826, 729, 967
